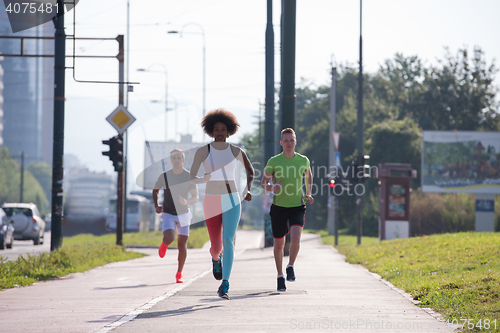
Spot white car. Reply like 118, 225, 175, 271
1, 203, 46, 245
0, 208, 14, 250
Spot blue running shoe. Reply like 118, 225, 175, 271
217, 280, 230, 299
212, 253, 222, 280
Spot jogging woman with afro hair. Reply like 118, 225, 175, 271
189, 108, 254, 299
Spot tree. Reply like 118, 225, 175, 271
374, 47, 500, 131
27, 162, 52, 211
366, 117, 422, 189
295, 83, 331, 229
0, 147, 48, 214
419, 47, 499, 131
241, 48, 500, 235
374, 53, 425, 121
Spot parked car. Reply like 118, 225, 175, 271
1, 203, 45, 245
0, 208, 14, 250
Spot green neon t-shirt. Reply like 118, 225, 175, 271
264, 152, 310, 207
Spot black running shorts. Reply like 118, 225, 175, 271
269, 204, 306, 239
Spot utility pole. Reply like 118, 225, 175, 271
124, 0, 131, 236
51, 0, 65, 251
280, 0, 297, 130
356, 0, 364, 246
116, 35, 125, 246
328, 66, 338, 245
19, 151, 24, 203
264, 0, 275, 248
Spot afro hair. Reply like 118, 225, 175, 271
201, 108, 240, 137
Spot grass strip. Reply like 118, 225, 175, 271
0, 228, 210, 291
62, 227, 210, 248
0, 244, 145, 290
309, 229, 380, 247
318, 231, 500, 331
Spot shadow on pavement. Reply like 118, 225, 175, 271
197, 289, 306, 302
94, 283, 174, 291
87, 315, 123, 323
135, 304, 223, 319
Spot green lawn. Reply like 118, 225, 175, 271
316, 231, 500, 331
0, 244, 144, 290
62, 227, 210, 249
0, 228, 210, 290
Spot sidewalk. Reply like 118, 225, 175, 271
0, 231, 459, 333
109, 233, 458, 333
0, 230, 262, 333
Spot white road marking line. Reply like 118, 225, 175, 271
94, 268, 211, 333
95, 247, 250, 332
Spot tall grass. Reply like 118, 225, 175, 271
411, 190, 476, 235
358, 189, 499, 236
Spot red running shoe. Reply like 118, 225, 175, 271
176, 272, 184, 283
158, 242, 168, 258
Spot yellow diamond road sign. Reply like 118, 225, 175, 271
106, 105, 136, 134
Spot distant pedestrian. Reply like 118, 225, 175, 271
190, 108, 254, 299
261, 128, 314, 291
153, 149, 198, 283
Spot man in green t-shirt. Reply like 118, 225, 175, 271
261, 128, 314, 292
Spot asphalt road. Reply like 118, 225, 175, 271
0, 231, 50, 261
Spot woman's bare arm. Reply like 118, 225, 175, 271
190, 145, 211, 184
233, 146, 254, 201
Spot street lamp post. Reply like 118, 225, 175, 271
168, 23, 206, 121
357, 0, 364, 246
137, 64, 169, 141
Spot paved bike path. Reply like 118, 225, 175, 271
109, 233, 458, 333
0, 230, 261, 333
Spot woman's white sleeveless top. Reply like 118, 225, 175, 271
203, 144, 237, 181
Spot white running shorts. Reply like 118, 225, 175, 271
161, 212, 191, 236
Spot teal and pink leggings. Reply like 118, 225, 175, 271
203, 193, 241, 281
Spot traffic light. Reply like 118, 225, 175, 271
329, 178, 336, 195
102, 135, 124, 172
328, 176, 343, 195
356, 154, 370, 183
113, 135, 123, 172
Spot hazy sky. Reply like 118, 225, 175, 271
57, 0, 500, 189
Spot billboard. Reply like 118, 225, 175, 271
388, 184, 406, 218
422, 131, 500, 193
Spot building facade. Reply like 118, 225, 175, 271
0, 59, 4, 146
0, 7, 54, 166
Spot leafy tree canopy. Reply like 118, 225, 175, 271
242, 47, 499, 233
27, 162, 52, 210
0, 147, 48, 215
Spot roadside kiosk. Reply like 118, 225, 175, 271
377, 163, 417, 241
